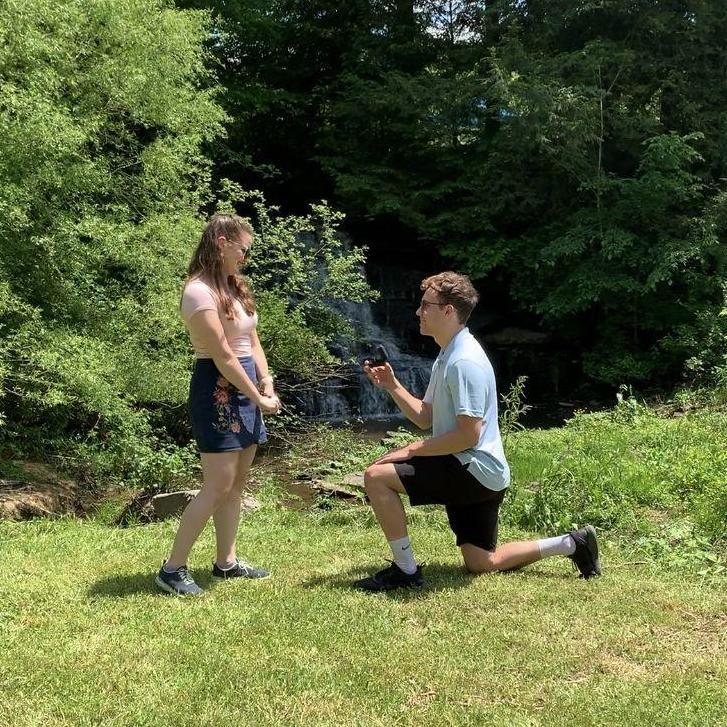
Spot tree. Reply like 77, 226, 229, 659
1, 0, 223, 438
0, 0, 372, 490
170, 0, 727, 388
322, 0, 727, 384
176, 0, 374, 210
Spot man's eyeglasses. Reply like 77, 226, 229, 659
419, 298, 449, 310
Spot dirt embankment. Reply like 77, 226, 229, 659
0, 461, 82, 520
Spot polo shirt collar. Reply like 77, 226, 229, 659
439, 326, 469, 360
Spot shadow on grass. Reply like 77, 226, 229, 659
301, 561, 476, 600
302, 560, 576, 599
501, 567, 577, 581
87, 568, 216, 598
88, 562, 576, 599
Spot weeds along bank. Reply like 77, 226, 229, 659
503, 405, 727, 570
4, 369, 726, 566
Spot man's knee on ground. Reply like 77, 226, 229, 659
462, 545, 499, 574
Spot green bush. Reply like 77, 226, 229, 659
0, 0, 373, 492
0, 0, 220, 482
505, 396, 727, 541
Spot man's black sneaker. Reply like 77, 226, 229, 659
569, 525, 601, 579
354, 562, 424, 592
212, 559, 270, 580
155, 564, 204, 596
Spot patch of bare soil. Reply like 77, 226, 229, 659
0, 461, 82, 520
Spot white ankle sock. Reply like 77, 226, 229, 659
537, 534, 576, 559
389, 536, 417, 575
216, 560, 237, 571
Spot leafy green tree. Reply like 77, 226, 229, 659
176, 0, 374, 210
166, 0, 727, 388
0, 0, 372, 490
1, 0, 222, 457
321, 0, 727, 385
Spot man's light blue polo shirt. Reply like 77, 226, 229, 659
423, 327, 510, 491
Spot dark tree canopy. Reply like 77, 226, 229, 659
182, 0, 727, 386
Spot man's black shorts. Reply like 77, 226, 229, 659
393, 454, 506, 552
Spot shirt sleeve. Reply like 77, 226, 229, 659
180, 282, 218, 322
445, 359, 488, 418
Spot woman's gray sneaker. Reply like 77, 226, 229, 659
568, 525, 601, 579
212, 560, 270, 580
155, 564, 204, 596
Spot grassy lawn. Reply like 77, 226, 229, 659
1, 501, 726, 726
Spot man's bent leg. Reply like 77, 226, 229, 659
460, 541, 542, 574
364, 463, 408, 541
461, 526, 601, 578
355, 463, 423, 589
447, 500, 590, 576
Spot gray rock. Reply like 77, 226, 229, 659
151, 490, 261, 519
240, 494, 262, 512
312, 480, 364, 500
152, 490, 200, 518
340, 473, 365, 491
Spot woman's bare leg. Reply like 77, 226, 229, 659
165, 451, 239, 569
213, 445, 257, 566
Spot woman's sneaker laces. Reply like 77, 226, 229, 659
212, 559, 270, 580
155, 563, 204, 596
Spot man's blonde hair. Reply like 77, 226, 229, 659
421, 271, 479, 324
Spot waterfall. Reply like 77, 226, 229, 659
284, 232, 434, 422
294, 290, 434, 422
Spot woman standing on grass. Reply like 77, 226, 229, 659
156, 214, 281, 596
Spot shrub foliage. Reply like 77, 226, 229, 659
0, 0, 371, 490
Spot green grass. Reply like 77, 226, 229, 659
280, 406, 727, 544
1, 502, 726, 726
505, 407, 727, 540
2, 405, 726, 725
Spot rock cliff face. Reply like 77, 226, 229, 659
368, 265, 433, 354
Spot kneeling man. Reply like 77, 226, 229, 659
356, 271, 600, 591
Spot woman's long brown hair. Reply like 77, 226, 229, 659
185, 214, 256, 319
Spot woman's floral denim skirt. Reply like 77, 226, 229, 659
189, 357, 267, 453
